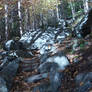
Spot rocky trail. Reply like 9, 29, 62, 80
3, 36, 90, 92
0, 1, 92, 92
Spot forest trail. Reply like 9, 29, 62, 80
9, 35, 92, 92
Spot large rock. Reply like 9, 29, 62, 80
3, 40, 26, 51
19, 29, 41, 45
34, 63, 63, 92
46, 52, 70, 71
38, 52, 70, 73
33, 31, 55, 54
0, 57, 21, 90
3, 40, 13, 51
20, 28, 56, 52
19, 27, 69, 52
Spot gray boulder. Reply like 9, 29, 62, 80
38, 52, 70, 73
0, 57, 20, 90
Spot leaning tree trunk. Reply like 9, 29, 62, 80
18, 0, 23, 36
83, 0, 89, 14
4, 3, 8, 41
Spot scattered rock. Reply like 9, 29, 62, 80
25, 73, 48, 83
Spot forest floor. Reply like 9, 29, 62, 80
4, 35, 92, 92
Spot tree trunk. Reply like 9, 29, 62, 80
24, 8, 28, 31
4, 3, 8, 41
70, 1, 75, 21
56, 0, 59, 21
18, 0, 23, 36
